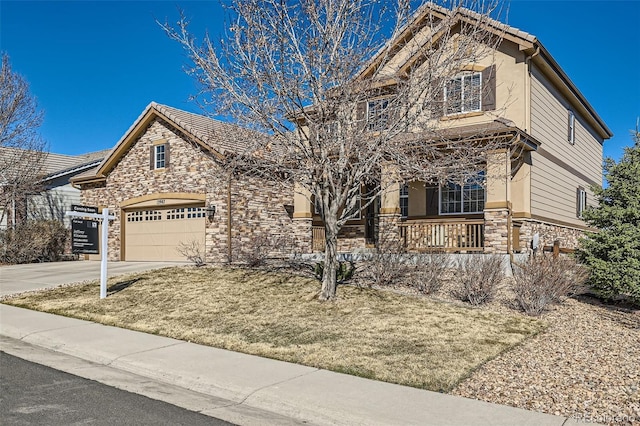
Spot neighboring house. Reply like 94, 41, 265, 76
292, 4, 612, 255
72, 102, 294, 262
0, 148, 107, 229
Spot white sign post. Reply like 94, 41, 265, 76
66, 207, 116, 299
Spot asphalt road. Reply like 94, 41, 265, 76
0, 352, 233, 426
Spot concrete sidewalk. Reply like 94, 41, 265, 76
0, 304, 584, 426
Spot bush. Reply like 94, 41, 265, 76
409, 252, 449, 294
0, 220, 68, 264
359, 228, 410, 287
512, 254, 588, 316
176, 240, 206, 266
314, 260, 356, 283
235, 233, 291, 267
452, 255, 504, 305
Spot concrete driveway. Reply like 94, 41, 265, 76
0, 261, 184, 297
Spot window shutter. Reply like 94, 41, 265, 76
481, 65, 496, 111
150, 146, 155, 169
164, 142, 170, 169
426, 186, 439, 216
431, 78, 445, 119
356, 101, 366, 130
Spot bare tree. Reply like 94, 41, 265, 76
162, 0, 513, 300
0, 53, 47, 228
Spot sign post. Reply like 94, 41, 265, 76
66, 205, 116, 299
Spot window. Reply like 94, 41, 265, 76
440, 173, 485, 214
154, 145, 166, 169
399, 184, 409, 218
577, 187, 587, 218
568, 111, 576, 144
445, 72, 481, 115
367, 98, 391, 131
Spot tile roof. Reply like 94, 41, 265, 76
0, 147, 109, 181
152, 102, 256, 155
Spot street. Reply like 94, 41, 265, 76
0, 352, 233, 425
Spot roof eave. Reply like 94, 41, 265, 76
528, 43, 613, 140
95, 102, 225, 178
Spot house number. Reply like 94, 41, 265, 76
157, 199, 166, 205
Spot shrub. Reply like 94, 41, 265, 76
176, 240, 206, 266
235, 233, 291, 267
452, 255, 504, 305
0, 220, 68, 264
576, 127, 640, 305
359, 229, 409, 287
512, 254, 588, 316
409, 252, 449, 294
314, 260, 356, 283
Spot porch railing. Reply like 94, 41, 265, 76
398, 219, 484, 252
312, 226, 325, 252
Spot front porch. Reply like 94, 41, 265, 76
399, 218, 484, 252
312, 218, 486, 253
298, 149, 519, 254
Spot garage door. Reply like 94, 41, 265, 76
125, 207, 206, 261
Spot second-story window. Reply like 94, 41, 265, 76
367, 98, 391, 131
568, 110, 576, 144
155, 144, 166, 169
445, 72, 481, 115
150, 142, 169, 170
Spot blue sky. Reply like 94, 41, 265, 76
1, 1, 639, 162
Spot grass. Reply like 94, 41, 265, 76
2, 266, 545, 392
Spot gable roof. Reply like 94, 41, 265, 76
73, 102, 254, 184
358, 2, 612, 140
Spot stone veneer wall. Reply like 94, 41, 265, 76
81, 117, 294, 263
225, 177, 295, 263
377, 214, 402, 249
483, 209, 510, 254
516, 219, 587, 255
337, 224, 367, 252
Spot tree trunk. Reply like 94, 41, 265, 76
319, 217, 339, 300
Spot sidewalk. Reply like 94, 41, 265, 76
0, 304, 584, 426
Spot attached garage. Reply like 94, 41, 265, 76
123, 204, 206, 262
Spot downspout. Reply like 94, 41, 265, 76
227, 175, 232, 263
524, 45, 541, 133
511, 46, 539, 266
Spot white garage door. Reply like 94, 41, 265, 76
125, 207, 205, 261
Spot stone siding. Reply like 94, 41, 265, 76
81, 118, 294, 263
516, 219, 586, 255
483, 209, 510, 254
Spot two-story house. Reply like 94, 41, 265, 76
73, 5, 610, 263
292, 4, 612, 256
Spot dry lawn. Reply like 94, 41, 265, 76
2, 266, 545, 392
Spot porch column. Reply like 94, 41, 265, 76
484, 149, 511, 254
511, 151, 532, 254
292, 183, 313, 253
379, 164, 402, 249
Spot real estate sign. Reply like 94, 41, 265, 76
66, 205, 116, 299
71, 218, 99, 254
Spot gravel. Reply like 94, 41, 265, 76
451, 295, 640, 426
